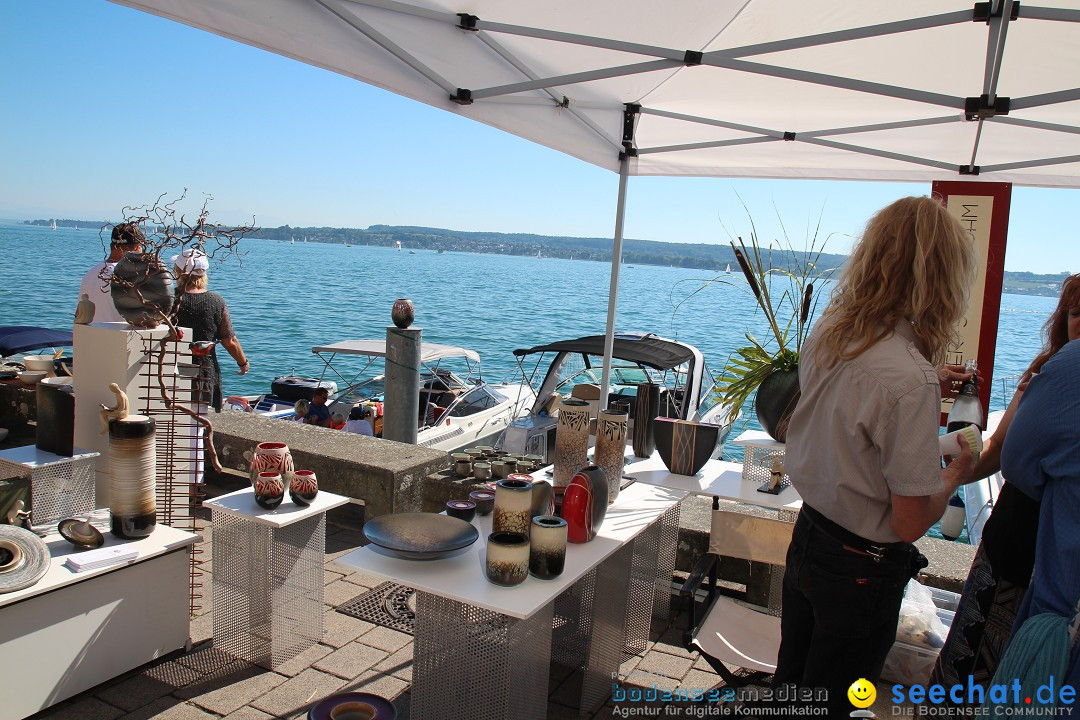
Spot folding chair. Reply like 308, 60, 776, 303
681, 498, 794, 687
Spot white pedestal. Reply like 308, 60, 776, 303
72, 322, 193, 508
0, 445, 98, 527
0, 524, 197, 719
206, 488, 349, 667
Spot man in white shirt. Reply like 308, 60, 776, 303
78, 223, 144, 323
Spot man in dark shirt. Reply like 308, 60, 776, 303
305, 387, 332, 427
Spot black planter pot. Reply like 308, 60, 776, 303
754, 368, 801, 442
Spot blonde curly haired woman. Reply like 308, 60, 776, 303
774, 196, 979, 716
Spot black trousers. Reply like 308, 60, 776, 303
773, 509, 912, 717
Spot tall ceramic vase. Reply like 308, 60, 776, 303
594, 407, 628, 504
108, 415, 157, 539
553, 398, 591, 488
755, 369, 801, 442
250, 442, 295, 486
493, 477, 534, 536
561, 465, 608, 543
632, 382, 660, 458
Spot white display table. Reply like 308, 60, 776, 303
624, 456, 803, 512
337, 482, 685, 719
205, 487, 349, 668
0, 523, 197, 720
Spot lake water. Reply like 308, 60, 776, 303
0, 222, 1056, 446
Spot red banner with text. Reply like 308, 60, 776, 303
931, 181, 1011, 427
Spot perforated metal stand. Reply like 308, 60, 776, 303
212, 511, 325, 667
412, 592, 553, 720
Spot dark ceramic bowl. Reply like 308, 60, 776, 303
468, 490, 495, 516
652, 418, 721, 476
308, 691, 397, 720
58, 518, 105, 550
445, 500, 476, 522
362, 512, 479, 560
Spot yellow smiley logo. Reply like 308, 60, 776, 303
848, 678, 876, 709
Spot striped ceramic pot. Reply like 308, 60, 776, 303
594, 407, 628, 504
250, 442, 295, 486
254, 471, 285, 510
289, 469, 319, 506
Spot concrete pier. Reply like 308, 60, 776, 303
382, 326, 420, 445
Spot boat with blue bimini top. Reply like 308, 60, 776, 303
242, 340, 535, 453
497, 332, 739, 463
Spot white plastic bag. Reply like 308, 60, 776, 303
881, 580, 952, 686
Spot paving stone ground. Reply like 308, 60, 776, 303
27, 490, 914, 720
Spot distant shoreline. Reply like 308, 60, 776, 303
20, 218, 1071, 297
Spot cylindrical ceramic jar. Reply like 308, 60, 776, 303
553, 398, 591, 487
632, 382, 660, 459
594, 407, 628, 504
485, 531, 529, 586
446, 500, 476, 522
250, 442, 295, 486
468, 489, 495, 516
493, 477, 533, 536
254, 471, 285, 509
108, 415, 157, 539
290, 469, 319, 506
529, 515, 568, 580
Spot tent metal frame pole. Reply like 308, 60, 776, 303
600, 154, 631, 405
316, 0, 457, 94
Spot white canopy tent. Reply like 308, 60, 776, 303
110, 0, 1080, 397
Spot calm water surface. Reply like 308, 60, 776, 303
0, 223, 1056, 450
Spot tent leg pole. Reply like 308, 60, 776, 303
600, 154, 630, 405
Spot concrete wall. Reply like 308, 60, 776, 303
210, 411, 449, 525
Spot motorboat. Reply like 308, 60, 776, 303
497, 332, 738, 462
249, 340, 535, 453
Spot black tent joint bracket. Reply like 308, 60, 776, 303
783, 132, 796, 141
451, 88, 473, 105
684, 50, 703, 66
964, 95, 1010, 120
972, 2, 1020, 23
619, 149, 639, 161
457, 13, 479, 31
959, 165, 981, 175
622, 103, 641, 148
557, 96, 570, 109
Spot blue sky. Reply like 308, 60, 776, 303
2, 0, 1077, 274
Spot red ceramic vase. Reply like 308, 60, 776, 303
561, 465, 607, 543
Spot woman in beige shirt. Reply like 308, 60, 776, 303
774, 196, 978, 716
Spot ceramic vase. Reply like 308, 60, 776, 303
653, 418, 721, 476
493, 477, 533, 536
530, 478, 555, 518
561, 465, 607, 543
632, 382, 660, 458
594, 407, 628, 504
290, 469, 319, 506
108, 415, 157, 539
553, 398, 591, 487
254, 471, 285, 509
110, 252, 175, 328
529, 515, 568, 580
391, 298, 415, 329
250, 442, 295, 486
755, 368, 801, 442
485, 531, 530, 586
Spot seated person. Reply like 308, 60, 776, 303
343, 405, 374, 436
330, 412, 346, 430
304, 387, 332, 427
291, 399, 309, 422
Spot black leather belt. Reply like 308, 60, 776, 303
801, 503, 914, 565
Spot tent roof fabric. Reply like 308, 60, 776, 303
513, 334, 698, 372
0, 327, 74, 357
312, 339, 481, 363
112, 0, 1080, 186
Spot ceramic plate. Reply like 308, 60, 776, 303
307, 691, 397, 720
0, 524, 50, 594
362, 512, 478, 560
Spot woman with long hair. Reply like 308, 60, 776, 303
774, 196, 978, 716
933, 273, 1080, 689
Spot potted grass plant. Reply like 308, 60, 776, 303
715, 214, 834, 442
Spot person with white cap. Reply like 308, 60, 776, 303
171, 247, 249, 411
